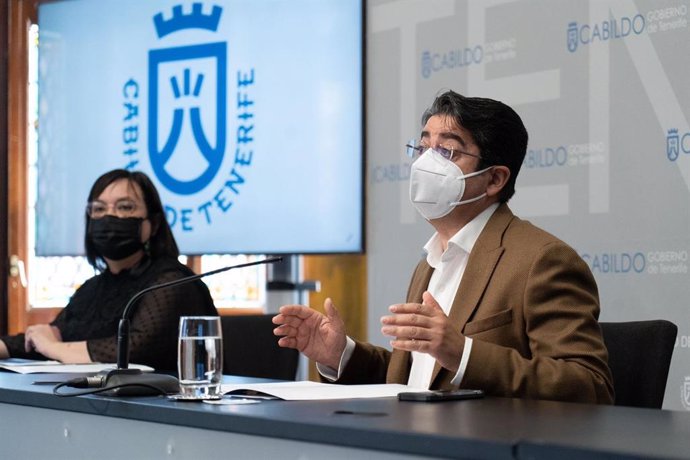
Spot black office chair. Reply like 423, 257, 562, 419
600, 320, 677, 409
221, 314, 299, 380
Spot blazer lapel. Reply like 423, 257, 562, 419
429, 204, 514, 386
408, 261, 433, 304
387, 261, 433, 383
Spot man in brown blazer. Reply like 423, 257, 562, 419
273, 91, 614, 404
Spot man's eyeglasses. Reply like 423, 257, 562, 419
86, 200, 139, 219
405, 139, 483, 162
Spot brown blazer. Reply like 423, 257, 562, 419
338, 204, 614, 404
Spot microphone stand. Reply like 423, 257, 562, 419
95, 257, 283, 396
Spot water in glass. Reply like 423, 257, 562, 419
177, 316, 223, 398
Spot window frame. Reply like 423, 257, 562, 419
6, 2, 265, 333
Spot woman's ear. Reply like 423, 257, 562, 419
149, 214, 161, 237
485, 166, 511, 198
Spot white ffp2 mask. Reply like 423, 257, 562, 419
409, 148, 491, 220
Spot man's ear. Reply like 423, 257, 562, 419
485, 166, 511, 198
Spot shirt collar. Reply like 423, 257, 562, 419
424, 203, 500, 267
105, 254, 152, 279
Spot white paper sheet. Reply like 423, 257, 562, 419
221, 380, 422, 401
0, 358, 154, 374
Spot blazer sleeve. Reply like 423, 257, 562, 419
334, 340, 391, 384
460, 241, 614, 404
332, 260, 430, 385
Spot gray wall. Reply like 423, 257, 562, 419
365, 0, 690, 411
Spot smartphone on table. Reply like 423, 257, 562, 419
398, 389, 484, 402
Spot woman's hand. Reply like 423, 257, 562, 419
24, 325, 90, 363
0, 340, 10, 359
24, 325, 62, 355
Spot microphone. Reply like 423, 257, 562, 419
91, 256, 283, 396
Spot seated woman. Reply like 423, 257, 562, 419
0, 169, 218, 371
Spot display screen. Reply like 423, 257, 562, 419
36, 0, 363, 255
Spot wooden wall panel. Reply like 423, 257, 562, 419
6, 0, 34, 334
1, 0, 9, 335
302, 254, 367, 379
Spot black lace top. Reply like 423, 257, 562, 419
1, 256, 218, 371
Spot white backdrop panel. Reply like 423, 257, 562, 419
366, 0, 689, 411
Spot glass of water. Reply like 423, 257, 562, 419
177, 316, 223, 399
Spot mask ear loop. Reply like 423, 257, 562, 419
449, 192, 487, 207
459, 165, 493, 180
448, 166, 493, 206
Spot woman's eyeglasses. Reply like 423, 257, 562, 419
86, 199, 139, 219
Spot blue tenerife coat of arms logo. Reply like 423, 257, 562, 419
121, 2, 255, 233
666, 129, 680, 161
149, 4, 225, 195
567, 22, 578, 52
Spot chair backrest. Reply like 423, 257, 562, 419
600, 320, 677, 409
220, 314, 299, 380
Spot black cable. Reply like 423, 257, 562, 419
52, 380, 169, 397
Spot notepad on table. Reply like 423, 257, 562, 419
0, 358, 154, 374
221, 380, 420, 401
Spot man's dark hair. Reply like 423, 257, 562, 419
84, 169, 179, 270
421, 90, 528, 202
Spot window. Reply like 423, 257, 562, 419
23, 23, 265, 314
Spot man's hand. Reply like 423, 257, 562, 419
272, 298, 347, 370
380, 291, 465, 373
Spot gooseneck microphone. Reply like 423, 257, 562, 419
91, 256, 283, 396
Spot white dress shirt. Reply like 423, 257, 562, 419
319, 203, 500, 388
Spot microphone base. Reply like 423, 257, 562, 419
97, 368, 180, 396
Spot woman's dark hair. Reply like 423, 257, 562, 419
421, 90, 529, 202
84, 169, 179, 270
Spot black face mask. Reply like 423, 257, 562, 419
88, 215, 145, 261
